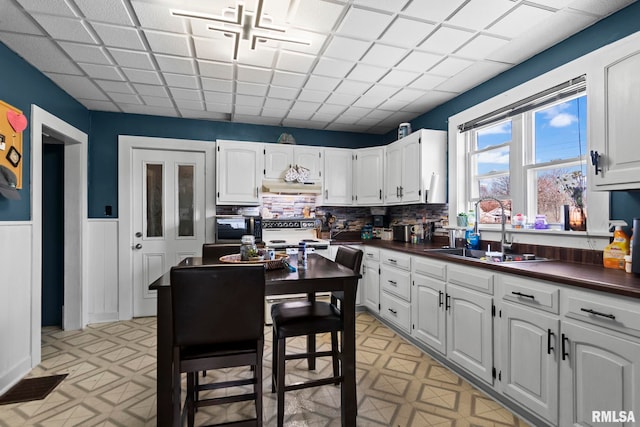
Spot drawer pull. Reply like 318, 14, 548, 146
388, 280, 397, 286
388, 258, 397, 263
512, 291, 535, 300
547, 329, 555, 355
438, 290, 443, 307
388, 308, 397, 315
580, 308, 616, 320
562, 333, 569, 361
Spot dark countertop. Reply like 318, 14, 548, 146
331, 239, 640, 299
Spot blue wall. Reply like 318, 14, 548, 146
88, 112, 379, 218
395, 1, 640, 227
0, 43, 90, 220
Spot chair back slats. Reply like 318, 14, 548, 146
171, 264, 265, 347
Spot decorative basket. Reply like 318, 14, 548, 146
219, 253, 288, 270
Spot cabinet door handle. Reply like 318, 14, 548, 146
580, 307, 616, 320
562, 333, 569, 361
379, 189, 382, 200
547, 329, 555, 355
445, 294, 451, 311
438, 290, 443, 307
325, 189, 328, 198
396, 186, 400, 197
399, 186, 403, 197
512, 291, 535, 300
388, 308, 397, 315
388, 280, 397, 286
590, 150, 602, 175
256, 187, 259, 197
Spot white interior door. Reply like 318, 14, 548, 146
132, 149, 205, 317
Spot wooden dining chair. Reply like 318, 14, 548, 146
202, 243, 241, 264
270, 246, 363, 427
171, 264, 266, 427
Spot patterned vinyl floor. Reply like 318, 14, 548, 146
0, 312, 531, 426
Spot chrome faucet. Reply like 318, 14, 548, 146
474, 197, 512, 254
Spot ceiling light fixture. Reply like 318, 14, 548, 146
171, 0, 310, 60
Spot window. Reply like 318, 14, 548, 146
462, 78, 587, 230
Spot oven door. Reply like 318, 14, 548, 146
214, 216, 248, 242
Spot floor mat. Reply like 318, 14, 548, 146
0, 374, 67, 405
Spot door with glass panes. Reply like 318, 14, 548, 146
132, 149, 205, 317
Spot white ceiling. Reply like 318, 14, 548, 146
0, 0, 635, 134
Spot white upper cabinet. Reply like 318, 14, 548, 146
383, 129, 446, 205
263, 145, 323, 182
354, 146, 384, 205
216, 140, 262, 205
322, 148, 353, 205
589, 32, 640, 190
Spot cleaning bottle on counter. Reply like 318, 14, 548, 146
603, 220, 629, 270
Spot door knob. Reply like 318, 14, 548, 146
133, 243, 142, 250
135, 232, 143, 237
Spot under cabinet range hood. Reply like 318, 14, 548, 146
262, 180, 322, 194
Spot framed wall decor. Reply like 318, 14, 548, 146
0, 100, 25, 189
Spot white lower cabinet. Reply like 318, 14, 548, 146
362, 247, 380, 314
412, 257, 447, 355
501, 302, 559, 425
380, 291, 411, 333
380, 249, 411, 333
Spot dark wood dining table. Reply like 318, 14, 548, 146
149, 253, 361, 427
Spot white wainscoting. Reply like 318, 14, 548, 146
88, 219, 119, 324
0, 222, 33, 394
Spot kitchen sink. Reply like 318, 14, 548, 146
425, 247, 551, 262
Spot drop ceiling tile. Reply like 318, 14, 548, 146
155, 55, 196, 74
323, 36, 371, 61
378, 98, 410, 111
197, 60, 234, 79
361, 44, 408, 67
409, 74, 449, 90
108, 48, 154, 70
236, 45, 277, 68
59, 42, 112, 65
380, 17, 436, 47
144, 30, 191, 56
312, 57, 354, 78
304, 76, 340, 91
428, 57, 474, 76
335, 80, 372, 95
379, 70, 420, 87
206, 102, 233, 114
528, 0, 574, 8
325, 122, 370, 132
164, 73, 199, 89
347, 64, 388, 83
344, 106, 372, 118
180, 109, 228, 121
237, 82, 268, 96
95, 80, 134, 93
447, 0, 516, 30
1, 33, 83, 75
285, 111, 314, 121
237, 65, 272, 84
268, 86, 299, 99
261, 108, 289, 119
193, 35, 236, 62
488, 4, 556, 38
366, 109, 397, 120
283, 118, 316, 127
392, 88, 426, 102
291, 101, 321, 112
0, 0, 44, 34
46, 73, 107, 100
272, 71, 306, 88
297, 89, 329, 103
264, 98, 294, 110
316, 104, 347, 115
92, 23, 145, 50
204, 91, 233, 104
175, 99, 204, 110
278, 31, 328, 55
202, 78, 233, 93
133, 83, 168, 97
364, 85, 400, 100
15, 0, 76, 16
352, 95, 383, 109
236, 94, 264, 107
109, 92, 142, 104
337, 7, 393, 39
122, 68, 162, 84
402, 0, 466, 22
291, 0, 346, 32
396, 50, 442, 72
235, 114, 282, 126
455, 34, 510, 59
120, 104, 177, 116
79, 99, 120, 111
567, 0, 635, 16
78, 63, 124, 80
313, 112, 340, 123
405, 90, 459, 112
276, 51, 316, 73
420, 26, 475, 54
325, 92, 360, 106
353, 0, 410, 13
142, 95, 174, 107
74, 0, 134, 25
235, 105, 262, 116
131, 0, 188, 32
32, 14, 97, 43
170, 87, 202, 101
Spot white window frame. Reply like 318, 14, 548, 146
448, 54, 610, 250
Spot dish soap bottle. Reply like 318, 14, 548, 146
603, 220, 629, 270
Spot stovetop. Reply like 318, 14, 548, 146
262, 218, 328, 249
